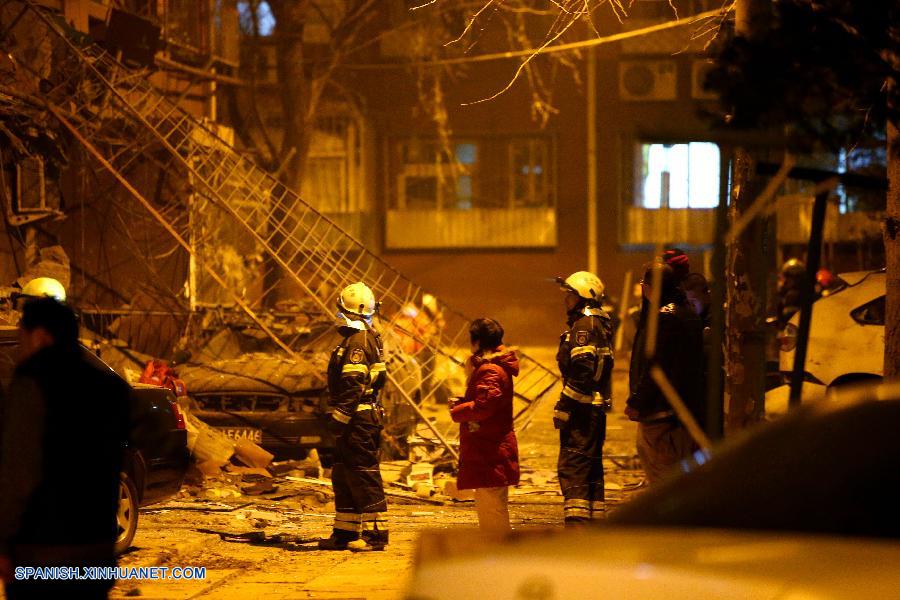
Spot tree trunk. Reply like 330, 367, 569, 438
270, 0, 312, 190
884, 122, 900, 378
724, 0, 773, 432
260, 1, 312, 307
725, 150, 769, 431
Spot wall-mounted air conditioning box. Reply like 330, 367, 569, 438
618, 60, 677, 101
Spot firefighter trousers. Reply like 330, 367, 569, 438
557, 402, 606, 522
330, 409, 388, 543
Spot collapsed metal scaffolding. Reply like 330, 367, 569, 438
0, 1, 560, 432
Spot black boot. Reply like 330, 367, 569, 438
564, 516, 590, 527
356, 529, 389, 551
318, 529, 359, 551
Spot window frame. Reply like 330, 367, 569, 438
395, 139, 480, 211
507, 137, 555, 209
632, 140, 722, 210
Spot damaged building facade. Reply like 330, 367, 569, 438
0, 0, 561, 464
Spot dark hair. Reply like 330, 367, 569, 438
20, 297, 79, 352
469, 317, 504, 351
683, 272, 710, 294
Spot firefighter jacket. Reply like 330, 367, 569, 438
327, 326, 387, 426
556, 306, 614, 407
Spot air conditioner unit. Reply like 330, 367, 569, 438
618, 60, 677, 101
691, 59, 718, 100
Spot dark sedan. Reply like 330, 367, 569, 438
179, 354, 330, 459
0, 327, 190, 553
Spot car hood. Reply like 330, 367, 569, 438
179, 352, 327, 395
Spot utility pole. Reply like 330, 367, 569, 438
724, 0, 773, 431
586, 46, 598, 274
885, 123, 900, 378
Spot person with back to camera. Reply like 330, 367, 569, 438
626, 262, 705, 484
0, 285, 130, 600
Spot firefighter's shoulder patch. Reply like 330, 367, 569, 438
349, 348, 365, 364
575, 330, 589, 345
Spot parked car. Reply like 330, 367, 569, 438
767, 269, 884, 414
778, 269, 884, 387
179, 352, 421, 460
180, 354, 331, 459
0, 327, 190, 554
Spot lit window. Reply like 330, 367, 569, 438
636, 142, 720, 209
238, 1, 275, 36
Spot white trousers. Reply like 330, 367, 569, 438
473, 486, 511, 535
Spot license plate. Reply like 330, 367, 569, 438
220, 428, 262, 444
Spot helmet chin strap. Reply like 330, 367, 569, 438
336, 311, 371, 330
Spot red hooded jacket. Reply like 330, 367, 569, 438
450, 347, 520, 490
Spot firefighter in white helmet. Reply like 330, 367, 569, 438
553, 271, 614, 524
17, 277, 67, 303
319, 282, 389, 551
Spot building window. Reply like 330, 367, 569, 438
387, 136, 556, 249
396, 140, 478, 210
394, 136, 554, 210
509, 138, 551, 208
635, 141, 720, 209
237, 1, 276, 36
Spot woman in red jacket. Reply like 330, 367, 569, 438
450, 318, 520, 535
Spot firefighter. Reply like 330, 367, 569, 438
14, 277, 67, 305
319, 282, 390, 551
777, 258, 806, 327
553, 271, 614, 524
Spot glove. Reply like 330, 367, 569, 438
553, 399, 571, 430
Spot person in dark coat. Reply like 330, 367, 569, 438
451, 318, 519, 535
627, 262, 705, 484
0, 297, 130, 599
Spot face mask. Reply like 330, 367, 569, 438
336, 312, 369, 330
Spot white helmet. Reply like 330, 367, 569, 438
337, 282, 377, 318
20, 277, 67, 302
557, 271, 604, 300
421, 293, 439, 317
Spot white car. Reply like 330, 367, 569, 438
781, 270, 884, 383
410, 528, 900, 600
767, 270, 884, 414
